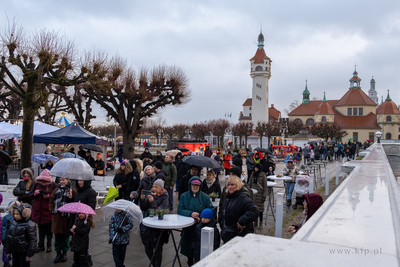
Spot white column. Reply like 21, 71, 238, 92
200, 227, 214, 260
275, 193, 284, 238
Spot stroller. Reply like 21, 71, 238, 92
293, 175, 309, 210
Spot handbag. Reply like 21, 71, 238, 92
97, 169, 104, 175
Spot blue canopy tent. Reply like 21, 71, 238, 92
33, 122, 107, 145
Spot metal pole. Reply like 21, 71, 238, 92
309, 174, 314, 193
325, 165, 329, 196
113, 122, 116, 158
336, 161, 339, 185
275, 193, 284, 238
200, 227, 214, 260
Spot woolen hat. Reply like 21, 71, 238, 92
190, 179, 202, 185
200, 208, 213, 220
230, 166, 242, 178
153, 179, 165, 189
154, 161, 163, 170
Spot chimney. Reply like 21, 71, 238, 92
271, 104, 274, 108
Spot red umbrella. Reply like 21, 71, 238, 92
366, 140, 372, 142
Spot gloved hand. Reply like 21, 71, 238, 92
43, 193, 50, 199
108, 238, 113, 244
26, 256, 32, 262
117, 227, 124, 233
34, 189, 40, 196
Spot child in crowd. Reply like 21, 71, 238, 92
1, 201, 20, 267
109, 209, 133, 267
49, 177, 76, 263
70, 213, 92, 267
6, 203, 37, 267
191, 208, 220, 263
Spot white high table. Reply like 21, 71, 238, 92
267, 175, 293, 214
143, 214, 194, 267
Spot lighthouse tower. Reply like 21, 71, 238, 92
250, 31, 272, 126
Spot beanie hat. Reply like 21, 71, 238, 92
230, 166, 242, 178
120, 162, 126, 166
154, 161, 163, 170
97, 153, 101, 158
190, 178, 202, 185
200, 208, 213, 220
153, 179, 165, 189
35, 169, 53, 185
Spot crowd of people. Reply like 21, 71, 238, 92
0, 143, 328, 267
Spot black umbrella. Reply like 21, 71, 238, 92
182, 155, 221, 169
0, 149, 13, 166
254, 147, 271, 153
178, 147, 189, 152
82, 144, 103, 152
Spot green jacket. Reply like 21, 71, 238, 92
178, 176, 214, 257
162, 160, 177, 188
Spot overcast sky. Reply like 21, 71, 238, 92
2, 0, 400, 126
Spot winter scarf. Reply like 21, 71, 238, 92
206, 178, 215, 188
53, 185, 71, 216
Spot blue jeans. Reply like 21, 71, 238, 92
166, 188, 174, 211
112, 244, 127, 267
286, 182, 295, 200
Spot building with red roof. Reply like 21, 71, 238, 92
288, 70, 399, 142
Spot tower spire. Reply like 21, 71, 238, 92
386, 90, 391, 101
302, 80, 310, 104
257, 30, 265, 49
323, 92, 327, 102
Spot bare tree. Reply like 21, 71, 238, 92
231, 122, 253, 149
0, 22, 87, 168
83, 53, 190, 159
283, 99, 300, 116
209, 119, 230, 148
172, 124, 189, 140
0, 93, 23, 122
254, 122, 267, 148
191, 123, 210, 140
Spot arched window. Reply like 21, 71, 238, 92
321, 116, 326, 123
255, 66, 263, 71
386, 133, 392, 140
386, 116, 392, 122
293, 119, 303, 125
306, 118, 314, 126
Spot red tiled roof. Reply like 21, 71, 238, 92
315, 101, 335, 115
269, 106, 281, 120
239, 116, 252, 120
288, 100, 338, 116
243, 98, 252, 106
376, 99, 400, 114
333, 109, 379, 128
250, 48, 271, 64
335, 88, 377, 106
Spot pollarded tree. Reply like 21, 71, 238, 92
163, 126, 175, 140
254, 122, 267, 148
191, 123, 210, 140
265, 123, 281, 146
0, 23, 87, 168
209, 119, 230, 148
231, 122, 253, 149
83, 54, 190, 159
172, 124, 189, 140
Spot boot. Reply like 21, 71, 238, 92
54, 252, 61, 263
37, 241, 45, 252
60, 251, 67, 262
87, 254, 93, 266
46, 241, 52, 253
286, 199, 291, 207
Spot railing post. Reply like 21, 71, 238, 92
336, 161, 339, 185
325, 165, 329, 196
309, 174, 314, 193
275, 193, 284, 238
200, 227, 214, 260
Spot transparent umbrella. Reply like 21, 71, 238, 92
50, 158, 94, 180
31, 154, 59, 165
102, 199, 143, 233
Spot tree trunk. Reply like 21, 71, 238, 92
245, 135, 248, 149
123, 131, 136, 160
259, 136, 263, 148
20, 104, 36, 169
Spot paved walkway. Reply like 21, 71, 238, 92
1, 157, 346, 267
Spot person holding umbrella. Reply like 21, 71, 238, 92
70, 212, 92, 267
108, 208, 133, 267
49, 177, 76, 263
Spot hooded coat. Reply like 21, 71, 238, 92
178, 176, 214, 257
13, 168, 34, 205
249, 166, 269, 212
6, 205, 37, 257
221, 186, 259, 243
29, 170, 57, 225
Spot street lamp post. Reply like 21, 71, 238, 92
375, 131, 382, 143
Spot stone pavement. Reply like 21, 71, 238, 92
1, 157, 345, 267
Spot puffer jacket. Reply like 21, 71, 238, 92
13, 168, 34, 205
109, 211, 133, 245
6, 205, 37, 257
221, 187, 259, 243
135, 172, 156, 196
